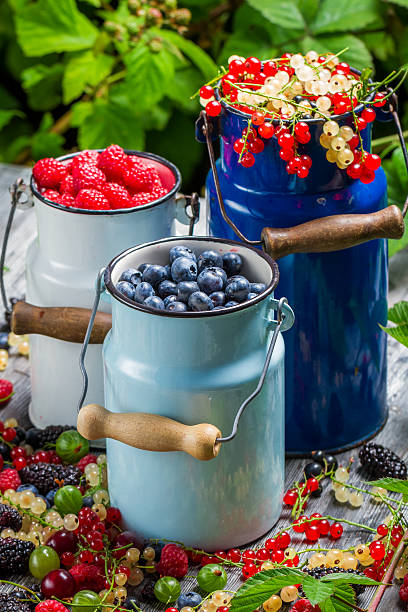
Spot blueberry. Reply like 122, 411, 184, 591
225, 301, 238, 307
45, 489, 58, 506
225, 277, 250, 303
14, 427, 26, 443
197, 250, 223, 272
119, 268, 139, 283
138, 263, 150, 274
197, 269, 224, 294
116, 281, 136, 301
247, 292, 257, 300
250, 282, 266, 295
167, 301, 188, 312
17, 484, 39, 495
188, 291, 214, 311
0, 332, 8, 350
171, 257, 198, 282
82, 495, 94, 507
129, 270, 142, 286
142, 264, 168, 287
227, 274, 248, 285
25, 427, 40, 448
177, 592, 202, 610
222, 252, 242, 276
0, 442, 10, 460
165, 264, 171, 278
134, 282, 155, 303
209, 291, 225, 307
157, 280, 178, 299
213, 306, 225, 310
164, 295, 177, 308
144, 296, 165, 310
169, 246, 197, 264
207, 266, 227, 287
177, 281, 199, 303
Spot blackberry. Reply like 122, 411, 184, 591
302, 567, 365, 596
140, 579, 156, 602
0, 537, 35, 573
35, 425, 73, 448
0, 593, 33, 612
359, 443, 407, 479
20, 462, 82, 495
0, 503, 22, 532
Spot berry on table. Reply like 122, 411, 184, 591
35, 601, 70, 612
0, 379, 13, 405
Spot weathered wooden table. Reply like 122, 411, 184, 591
0, 162, 407, 610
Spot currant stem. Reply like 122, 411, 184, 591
0, 579, 41, 601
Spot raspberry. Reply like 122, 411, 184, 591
155, 543, 188, 579
0, 379, 13, 404
35, 601, 70, 612
33, 158, 67, 189
60, 194, 75, 207
0, 468, 21, 492
60, 174, 75, 196
97, 144, 128, 182
75, 189, 110, 210
102, 183, 132, 209
72, 150, 100, 170
77, 453, 97, 472
69, 563, 105, 593
123, 160, 159, 193
400, 585, 408, 602
130, 192, 154, 207
0, 503, 22, 531
42, 189, 62, 203
72, 164, 106, 193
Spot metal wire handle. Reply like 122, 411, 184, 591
388, 91, 408, 218
216, 296, 288, 443
0, 178, 33, 317
184, 192, 200, 235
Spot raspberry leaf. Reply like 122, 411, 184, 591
311, 0, 378, 34
229, 568, 307, 612
160, 30, 218, 80
321, 573, 381, 586
302, 575, 334, 604
246, 0, 305, 30
63, 51, 115, 104
123, 44, 175, 109
319, 584, 356, 612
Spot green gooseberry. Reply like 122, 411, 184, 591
71, 590, 101, 612
54, 485, 83, 516
56, 429, 89, 463
29, 545, 60, 580
197, 564, 227, 592
154, 576, 181, 603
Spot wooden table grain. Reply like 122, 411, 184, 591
0, 162, 407, 610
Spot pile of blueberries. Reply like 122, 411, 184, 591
115, 245, 266, 312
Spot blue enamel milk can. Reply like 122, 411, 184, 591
77, 236, 294, 550
197, 92, 405, 454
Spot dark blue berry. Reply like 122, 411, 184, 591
142, 264, 168, 287
17, 484, 39, 495
177, 281, 199, 302
222, 252, 242, 276
225, 277, 250, 303
188, 291, 214, 311
119, 268, 139, 283
0, 332, 8, 350
303, 462, 324, 479
209, 291, 225, 307
116, 281, 136, 301
164, 295, 177, 308
45, 489, 58, 506
250, 282, 266, 295
169, 245, 197, 264
25, 428, 40, 448
225, 301, 239, 307
171, 257, 198, 282
129, 270, 142, 286
213, 306, 224, 310
165, 264, 171, 278
207, 266, 227, 287
197, 250, 223, 272
167, 301, 188, 312
227, 274, 248, 284
197, 269, 224, 294
134, 282, 155, 303
82, 495, 94, 507
0, 443, 10, 460
247, 292, 257, 300
124, 597, 141, 611
144, 296, 164, 310
177, 592, 202, 610
138, 263, 150, 274
157, 280, 178, 299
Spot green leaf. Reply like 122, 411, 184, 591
71, 101, 93, 127
159, 30, 218, 79
311, 0, 380, 33
63, 51, 115, 104
123, 44, 175, 109
310, 34, 373, 70
367, 477, 408, 492
0, 109, 24, 131
381, 323, 408, 348
229, 568, 306, 612
14, 0, 98, 57
388, 301, 408, 325
246, 0, 305, 29
387, 0, 408, 6
219, 29, 275, 66
319, 584, 356, 612
321, 573, 381, 586
21, 64, 63, 111
31, 130, 65, 160
302, 575, 334, 605
361, 31, 396, 61
296, 0, 319, 22
167, 66, 202, 112
77, 98, 145, 151
79, 0, 101, 5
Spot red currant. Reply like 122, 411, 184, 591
319, 519, 331, 536
300, 154, 312, 169
364, 567, 378, 580
362, 107, 376, 123
242, 127, 256, 141
292, 516, 307, 533
242, 562, 257, 579
347, 162, 362, 179
400, 586, 408, 602
245, 57, 261, 74
360, 167, 375, 184
265, 538, 277, 551
256, 548, 269, 561
240, 152, 255, 168
272, 549, 285, 563
337, 62, 350, 74
334, 101, 348, 115
279, 148, 294, 161
278, 133, 295, 149
330, 522, 343, 539
356, 117, 367, 131
307, 479, 319, 493
78, 550, 94, 564
373, 92, 386, 107
294, 122, 309, 138
348, 135, 359, 150
10, 446, 26, 459
296, 132, 311, 144
166, 608, 179, 612
297, 165, 309, 179
249, 138, 264, 154
229, 59, 245, 77
206, 101, 222, 117
61, 552, 75, 567
200, 85, 214, 99
252, 110, 265, 126
227, 548, 241, 563
13, 457, 27, 470
233, 139, 246, 154
3, 428, 16, 442
263, 61, 277, 77
242, 549, 256, 561
283, 489, 298, 505
377, 524, 388, 537
222, 74, 237, 94
286, 160, 297, 175
304, 524, 320, 541
276, 532, 291, 550
364, 153, 381, 171
258, 123, 275, 139
369, 541, 385, 561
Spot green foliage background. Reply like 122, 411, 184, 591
0, 0, 407, 223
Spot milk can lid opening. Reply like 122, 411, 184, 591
30, 150, 181, 215
104, 236, 279, 318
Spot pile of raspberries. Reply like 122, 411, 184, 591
32, 144, 168, 211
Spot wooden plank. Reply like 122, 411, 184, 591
0, 163, 408, 609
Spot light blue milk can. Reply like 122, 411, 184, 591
77, 236, 294, 550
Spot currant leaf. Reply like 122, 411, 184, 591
311, 0, 379, 34
246, 0, 305, 30
367, 476, 408, 493
229, 568, 306, 612
63, 51, 114, 104
302, 575, 334, 604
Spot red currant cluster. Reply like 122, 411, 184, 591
9, 446, 62, 471
290, 514, 343, 542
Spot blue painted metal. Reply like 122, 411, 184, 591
101, 237, 294, 549
206, 104, 388, 454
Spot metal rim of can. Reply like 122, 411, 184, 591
215, 67, 376, 126
30, 149, 182, 216
103, 235, 280, 318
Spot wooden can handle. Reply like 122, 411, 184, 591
77, 403, 221, 461
262, 205, 405, 260
11, 301, 112, 344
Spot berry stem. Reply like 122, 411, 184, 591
0, 579, 41, 601
368, 532, 408, 611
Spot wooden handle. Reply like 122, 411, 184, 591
77, 403, 222, 461
11, 301, 112, 344
262, 205, 405, 260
